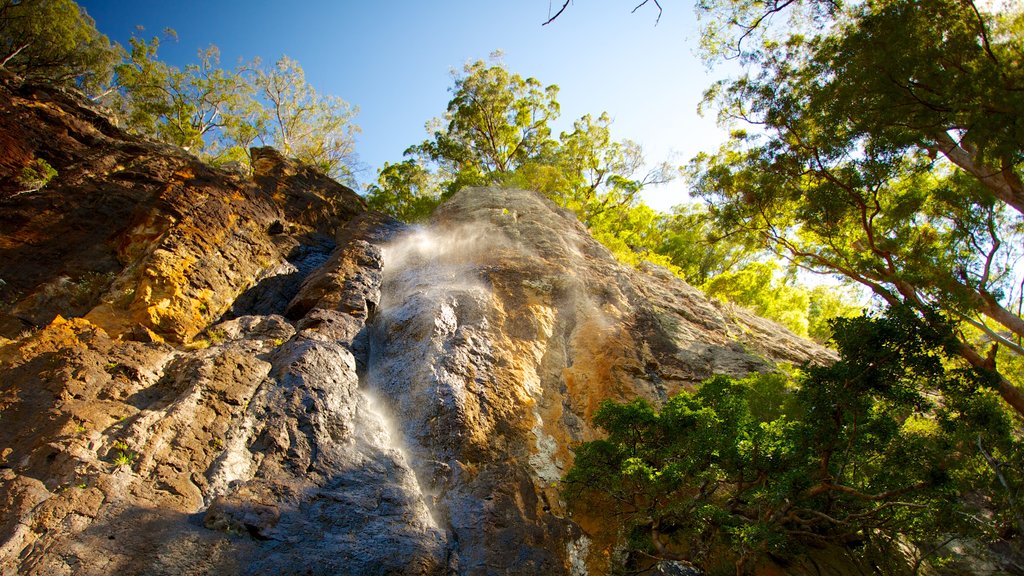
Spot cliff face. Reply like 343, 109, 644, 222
0, 79, 831, 575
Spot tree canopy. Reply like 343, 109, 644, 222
1, 1, 360, 183
0, 0, 119, 96
690, 0, 1024, 415
365, 56, 673, 230
365, 56, 862, 342
114, 39, 360, 182
567, 308, 1023, 573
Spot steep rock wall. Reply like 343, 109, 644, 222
0, 79, 832, 575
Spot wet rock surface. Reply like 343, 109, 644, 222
0, 79, 833, 576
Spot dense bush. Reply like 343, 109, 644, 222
565, 307, 1023, 574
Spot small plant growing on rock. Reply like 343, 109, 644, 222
110, 440, 138, 469
207, 328, 227, 344
69, 271, 115, 308
17, 158, 57, 193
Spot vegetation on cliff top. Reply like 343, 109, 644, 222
1, 0, 359, 182
366, 55, 861, 342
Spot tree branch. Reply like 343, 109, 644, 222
542, 1, 572, 26
631, 0, 663, 24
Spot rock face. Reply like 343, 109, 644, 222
0, 78, 831, 576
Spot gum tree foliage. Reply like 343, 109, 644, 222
365, 159, 438, 222
114, 35, 252, 154
655, 202, 762, 287
366, 58, 672, 230
252, 56, 360, 182
566, 307, 1023, 573
367, 56, 858, 340
417, 57, 560, 181
0, 0, 119, 96
689, 0, 1024, 415
114, 37, 359, 182
367, 57, 562, 215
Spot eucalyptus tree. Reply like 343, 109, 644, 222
0, 0, 119, 96
115, 36, 253, 154
370, 59, 674, 226
403, 56, 562, 198
690, 0, 1024, 415
252, 56, 360, 182
566, 308, 1022, 572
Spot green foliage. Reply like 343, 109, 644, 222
109, 440, 138, 469
115, 38, 252, 154
365, 160, 441, 222
1, 2, 359, 180
806, 284, 862, 342
0, 0, 119, 96
699, 261, 863, 342
692, 0, 1024, 415
113, 33, 358, 181
381, 54, 561, 207
433, 56, 558, 176
703, 261, 811, 336
370, 57, 679, 276
367, 57, 867, 340
252, 56, 360, 182
206, 327, 227, 345
655, 203, 761, 286
16, 157, 57, 191
566, 307, 1023, 574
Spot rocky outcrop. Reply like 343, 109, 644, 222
0, 78, 363, 343
363, 187, 831, 575
0, 78, 832, 576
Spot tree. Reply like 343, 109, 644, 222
374, 59, 675, 243
690, 0, 1024, 416
115, 36, 253, 153
114, 41, 360, 180
553, 112, 672, 221
566, 308, 1022, 573
655, 203, 762, 286
703, 261, 812, 336
253, 56, 360, 182
365, 159, 440, 222
402, 55, 561, 200
0, 0, 119, 96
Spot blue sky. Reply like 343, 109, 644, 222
78, 1, 732, 211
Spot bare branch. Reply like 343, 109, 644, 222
632, 0, 663, 25
543, 0, 663, 25
542, 0, 572, 26
0, 41, 30, 68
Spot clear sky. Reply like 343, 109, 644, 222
77, 1, 733, 211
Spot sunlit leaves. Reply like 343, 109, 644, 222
252, 56, 360, 182
0, 0, 120, 96
420, 58, 560, 178
113, 42, 361, 182
370, 59, 677, 268
365, 159, 440, 222
693, 0, 1024, 412
566, 308, 1022, 571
